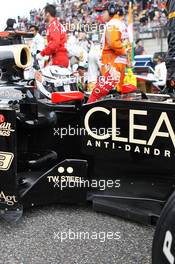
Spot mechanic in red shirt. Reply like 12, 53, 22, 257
37, 4, 69, 68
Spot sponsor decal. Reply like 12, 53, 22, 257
0, 120, 15, 137
47, 166, 120, 191
48, 166, 83, 184
163, 231, 175, 264
48, 175, 82, 184
84, 107, 175, 158
47, 165, 88, 190
0, 191, 17, 206
0, 152, 14, 171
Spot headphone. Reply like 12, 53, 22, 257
108, 3, 124, 17
108, 3, 117, 16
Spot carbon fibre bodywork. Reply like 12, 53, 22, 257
0, 85, 175, 224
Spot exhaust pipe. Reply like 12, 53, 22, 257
0, 44, 32, 81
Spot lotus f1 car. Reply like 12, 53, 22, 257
0, 30, 175, 264
0, 32, 174, 228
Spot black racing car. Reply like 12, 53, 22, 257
0, 38, 174, 225
0, 29, 175, 264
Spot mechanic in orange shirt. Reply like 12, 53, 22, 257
88, 3, 128, 103
101, 2, 128, 92
37, 4, 69, 68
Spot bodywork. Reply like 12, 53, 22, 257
0, 31, 175, 224
0, 86, 175, 224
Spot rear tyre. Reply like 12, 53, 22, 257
152, 191, 175, 264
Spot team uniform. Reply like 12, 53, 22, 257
40, 18, 69, 67
88, 14, 128, 103
101, 14, 128, 92
31, 33, 45, 68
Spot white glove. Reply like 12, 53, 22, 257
36, 53, 43, 61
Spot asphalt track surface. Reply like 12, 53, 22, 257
0, 205, 154, 264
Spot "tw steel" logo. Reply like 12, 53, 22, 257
0, 152, 14, 171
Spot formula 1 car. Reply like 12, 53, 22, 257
0, 33, 175, 228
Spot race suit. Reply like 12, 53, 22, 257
40, 18, 69, 67
101, 14, 128, 92
166, 0, 175, 91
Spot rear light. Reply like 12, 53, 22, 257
0, 114, 5, 123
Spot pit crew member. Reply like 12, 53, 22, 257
88, 3, 128, 103
37, 4, 69, 68
30, 25, 45, 68
101, 2, 128, 92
